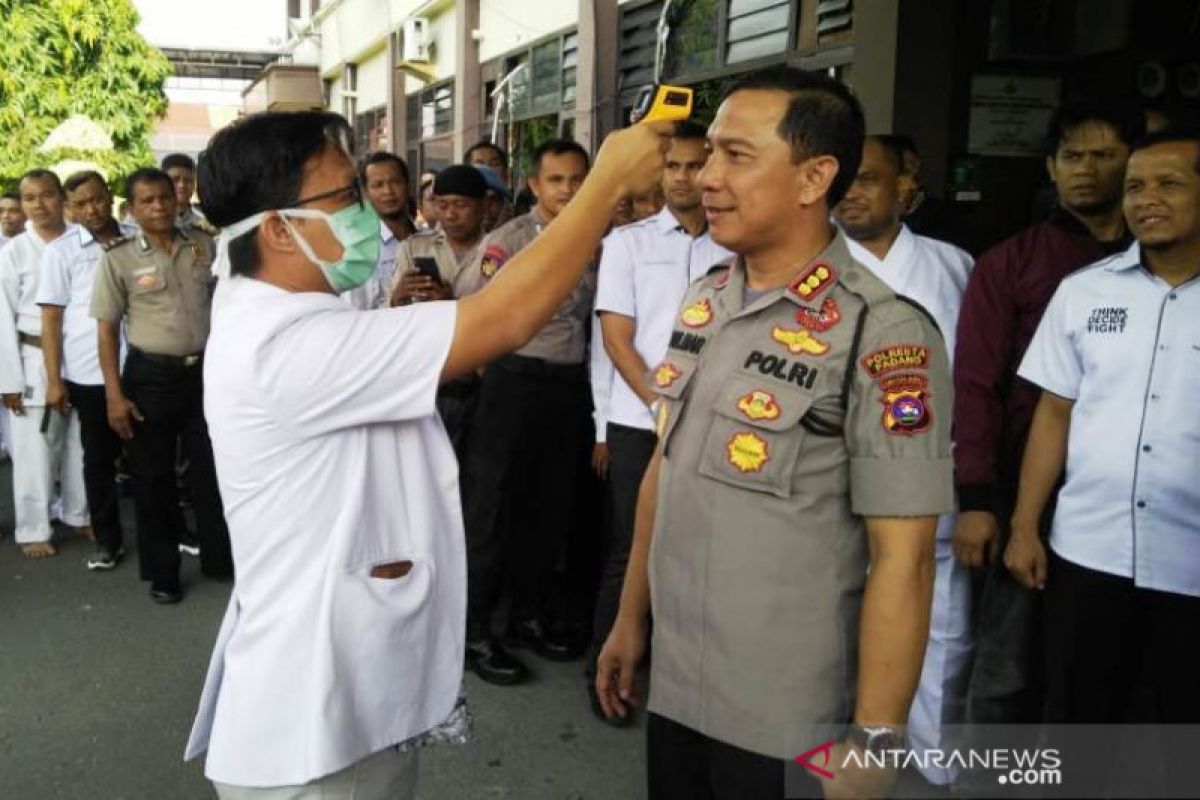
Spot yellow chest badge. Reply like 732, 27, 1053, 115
680, 298, 713, 328
736, 390, 781, 421
653, 361, 682, 388
726, 431, 769, 473
771, 326, 830, 356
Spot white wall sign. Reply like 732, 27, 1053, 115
967, 75, 1061, 157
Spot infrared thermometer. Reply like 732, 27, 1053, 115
631, 84, 693, 124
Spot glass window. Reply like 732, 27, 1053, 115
531, 40, 561, 115
421, 137, 453, 173
421, 83, 454, 138
727, 0, 789, 64
665, 0, 720, 79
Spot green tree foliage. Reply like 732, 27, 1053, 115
0, 0, 171, 188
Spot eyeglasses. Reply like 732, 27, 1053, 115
287, 180, 364, 211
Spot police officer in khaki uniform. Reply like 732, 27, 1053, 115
597, 69, 954, 800
461, 140, 596, 686
91, 168, 232, 604
388, 164, 489, 459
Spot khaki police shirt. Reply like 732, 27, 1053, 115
469, 210, 593, 364
89, 229, 216, 356
646, 230, 954, 760
386, 229, 483, 302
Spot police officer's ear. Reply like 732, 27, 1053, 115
797, 154, 840, 207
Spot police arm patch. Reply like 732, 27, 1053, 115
859, 344, 930, 379
878, 374, 933, 435
479, 244, 510, 278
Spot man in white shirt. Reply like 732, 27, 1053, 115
835, 134, 974, 786
588, 122, 731, 721
0, 191, 26, 249
0, 170, 88, 557
0, 191, 25, 459
184, 110, 669, 798
343, 151, 414, 310
1009, 131, 1200, 729
38, 171, 135, 570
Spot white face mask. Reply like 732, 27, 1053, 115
212, 205, 381, 292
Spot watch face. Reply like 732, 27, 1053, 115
852, 725, 903, 755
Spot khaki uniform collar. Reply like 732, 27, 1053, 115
713, 229, 851, 317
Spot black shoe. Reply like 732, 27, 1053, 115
506, 618, 584, 662
586, 679, 635, 728
149, 583, 183, 604
465, 637, 529, 685
86, 545, 124, 571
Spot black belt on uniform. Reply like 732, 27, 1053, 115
129, 346, 204, 368
495, 353, 586, 381
18, 332, 42, 349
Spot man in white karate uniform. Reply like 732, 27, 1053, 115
836, 134, 974, 786
0, 170, 88, 557
184, 110, 668, 798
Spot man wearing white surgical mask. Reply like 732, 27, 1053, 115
183, 111, 670, 799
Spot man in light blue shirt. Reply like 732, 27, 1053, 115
1008, 132, 1200, 744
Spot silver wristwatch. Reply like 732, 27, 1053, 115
847, 724, 904, 756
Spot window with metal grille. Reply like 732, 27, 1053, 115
562, 32, 578, 108
815, 0, 853, 42
727, 0, 790, 64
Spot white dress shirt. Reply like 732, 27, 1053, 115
593, 208, 732, 431
342, 223, 402, 310
0, 226, 71, 398
1019, 243, 1200, 598
845, 224, 973, 359
36, 223, 136, 385
186, 277, 465, 786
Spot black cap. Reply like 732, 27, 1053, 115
433, 165, 488, 199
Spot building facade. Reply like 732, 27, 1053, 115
246, 0, 1200, 250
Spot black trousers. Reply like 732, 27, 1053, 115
462, 355, 590, 639
66, 381, 123, 552
963, 521, 1045, 725
1044, 551, 1200, 723
1042, 552, 1200, 797
122, 351, 232, 588
647, 713, 820, 800
436, 376, 480, 467
587, 423, 657, 666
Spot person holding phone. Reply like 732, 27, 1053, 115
387, 165, 490, 464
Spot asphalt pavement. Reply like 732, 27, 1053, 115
0, 461, 647, 800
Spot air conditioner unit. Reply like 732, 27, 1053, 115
402, 18, 431, 63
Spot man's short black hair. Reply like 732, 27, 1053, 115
125, 168, 174, 201
1, 191, 22, 203
726, 67, 866, 207
869, 135, 907, 175
673, 121, 707, 141
1129, 128, 1200, 174
63, 170, 108, 195
198, 111, 353, 277
20, 169, 64, 195
161, 153, 197, 172
359, 151, 410, 186
465, 140, 508, 164
1043, 101, 1145, 159
531, 139, 590, 175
